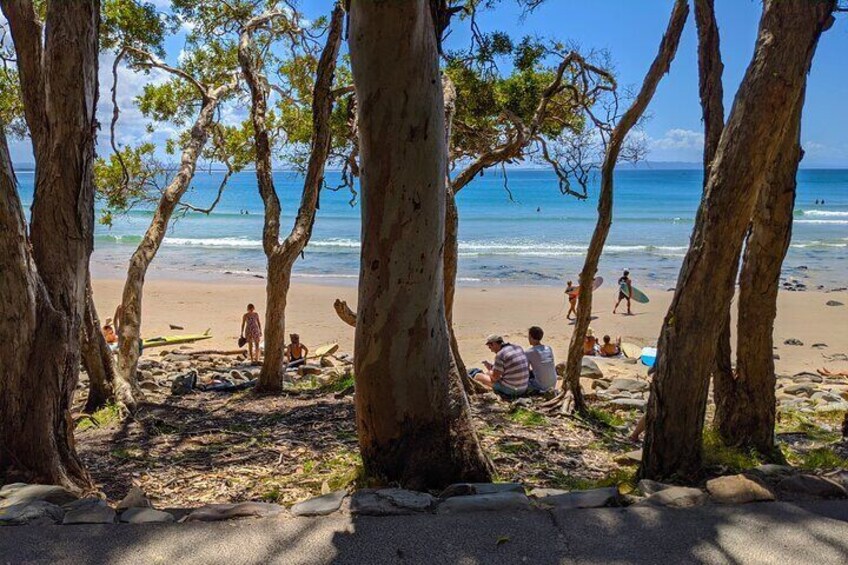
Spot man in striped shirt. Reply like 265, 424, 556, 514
473, 334, 529, 397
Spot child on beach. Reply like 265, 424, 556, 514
240, 304, 262, 363
565, 280, 578, 320
102, 318, 118, 344
598, 335, 621, 357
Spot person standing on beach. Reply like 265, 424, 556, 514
241, 304, 262, 364
565, 280, 578, 320
613, 269, 633, 315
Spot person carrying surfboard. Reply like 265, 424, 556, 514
613, 270, 633, 315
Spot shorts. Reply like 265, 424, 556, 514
528, 377, 552, 393
493, 381, 527, 398
618, 291, 630, 301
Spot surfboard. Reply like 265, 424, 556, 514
641, 347, 657, 367
619, 283, 650, 304
312, 343, 339, 358
567, 276, 604, 297
142, 329, 212, 349
621, 342, 642, 359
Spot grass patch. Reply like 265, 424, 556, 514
507, 407, 547, 427
496, 439, 536, 456
585, 407, 626, 428
76, 403, 121, 432
777, 410, 840, 442
702, 429, 763, 472
547, 467, 635, 492
110, 447, 145, 461
790, 447, 848, 471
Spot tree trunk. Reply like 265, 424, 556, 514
713, 97, 804, 454
0, 0, 100, 492
641, 0, 835, 482
561, 0, 689, 414
81, 276, 120, 412
349, 0, 491, 488
239, 7, 344, 392
115, 82, 233, 394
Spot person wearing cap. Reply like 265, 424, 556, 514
583, 327, 599, 356
613, 269, 633, 315
102, 317, 118, 344
475, 334, 529, 397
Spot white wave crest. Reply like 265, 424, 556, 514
801, 209, 848, 217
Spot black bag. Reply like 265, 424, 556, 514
238, 336, 247, 347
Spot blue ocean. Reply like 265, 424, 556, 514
15, 168, 848, 288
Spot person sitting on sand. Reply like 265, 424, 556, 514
102, 318, 118, 344
565, 280, 578, 320
525, 326, 557, 393
598, 335, 622, 357
613, 269, 633, 315
240, 304, 262, 363
473, 334, 529, 397
583, 328, 599, 356
285, 333, 309, 367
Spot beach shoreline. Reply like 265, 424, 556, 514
92, 277, 848, 379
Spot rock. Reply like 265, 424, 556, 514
812, 343, 828, 349
825, 300, 844, 307
164, 353, 191, 362
529, 488, 569, 498
792, 372, 823, 383
289, 491, 347, 517
592, 379, 611, 390
637, 479, 673, 496
783, 339, 804, 346
825, 353, 848, 362
608, 378, 649, 393
777, 475, 848, 499
580, 358, 603, 379
350, 489, 435, 516
615, 450, 643, 466
773, 354, 781, 360
185, 502, 285, 522
0, 501, 65, 526
640, 487, 708, 508
63, 500, 116, 525
138, 370, 154, 382
783, 383, 816, 397
170, 371, 198, 395
535, 487, 621, 509
139, 380, 161, 392
754, 464, 795, 477
439, 483, 525, 498
437, 492, 531, 514
0, 484, 77, 508
120, 507, 175, 524
298, 365, 323, 377
117, 486, 152, 511
706, 475, 774, 504
815, 402, 848, 413
609, 398, 647, 410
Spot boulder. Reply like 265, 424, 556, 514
608, 378, 649, 393
350, 489, 435, 516
0, 484, 77, 508
777, 475, 848, 499
0, 501, 64, 526
580, 358, 604, 379
185, 502, 285, 522
120, 508, 175, 524
706, 475, 774, 504
609, 398, 647, 410
63, 500, 116, 525
640, 487, 707, 508
289, 491, 347, 517
535, 487, 621, 510
754, 464, 795, 477
437, 492, 531, 514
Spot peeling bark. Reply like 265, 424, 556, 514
713, 97, 804, 454
116, 79, 236, 400
349, 0, 491, 488
641, 0, 835, 482
562, 0, 689, 414
239, 6, 344, 392
0, 0, 100, 492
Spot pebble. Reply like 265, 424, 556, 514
784, 339, 804, 346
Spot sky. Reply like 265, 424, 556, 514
7, 0, 848, 167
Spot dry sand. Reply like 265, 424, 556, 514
92, 277, 848, 378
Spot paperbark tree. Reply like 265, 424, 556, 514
641, 0, 835, 482
349, 0, 491, 487
559, 0, 688, 414
0, 0, 100, 491
238, 5, 344, 392
713, 97, 804, 454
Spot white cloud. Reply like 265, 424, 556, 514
649, 128, 704, 151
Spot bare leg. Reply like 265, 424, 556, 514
629, 415, 646, 442
474, 373, 494, 389
626, 298, 632, 315
248, 341, 255, 362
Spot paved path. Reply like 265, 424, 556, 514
1, 501, 847, 564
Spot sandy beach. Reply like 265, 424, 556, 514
92, 277, 848, 378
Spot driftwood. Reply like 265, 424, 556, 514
333, 299, 357, 327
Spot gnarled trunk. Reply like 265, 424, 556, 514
0, 0, 100, 492
641, 0, 835, 482
115, 83, 233, 396
81, 276, 121, 412
239, 7, 343, 392
713, 97, 804, 454
562, 0, 689, 414
349, 0, 491, 488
